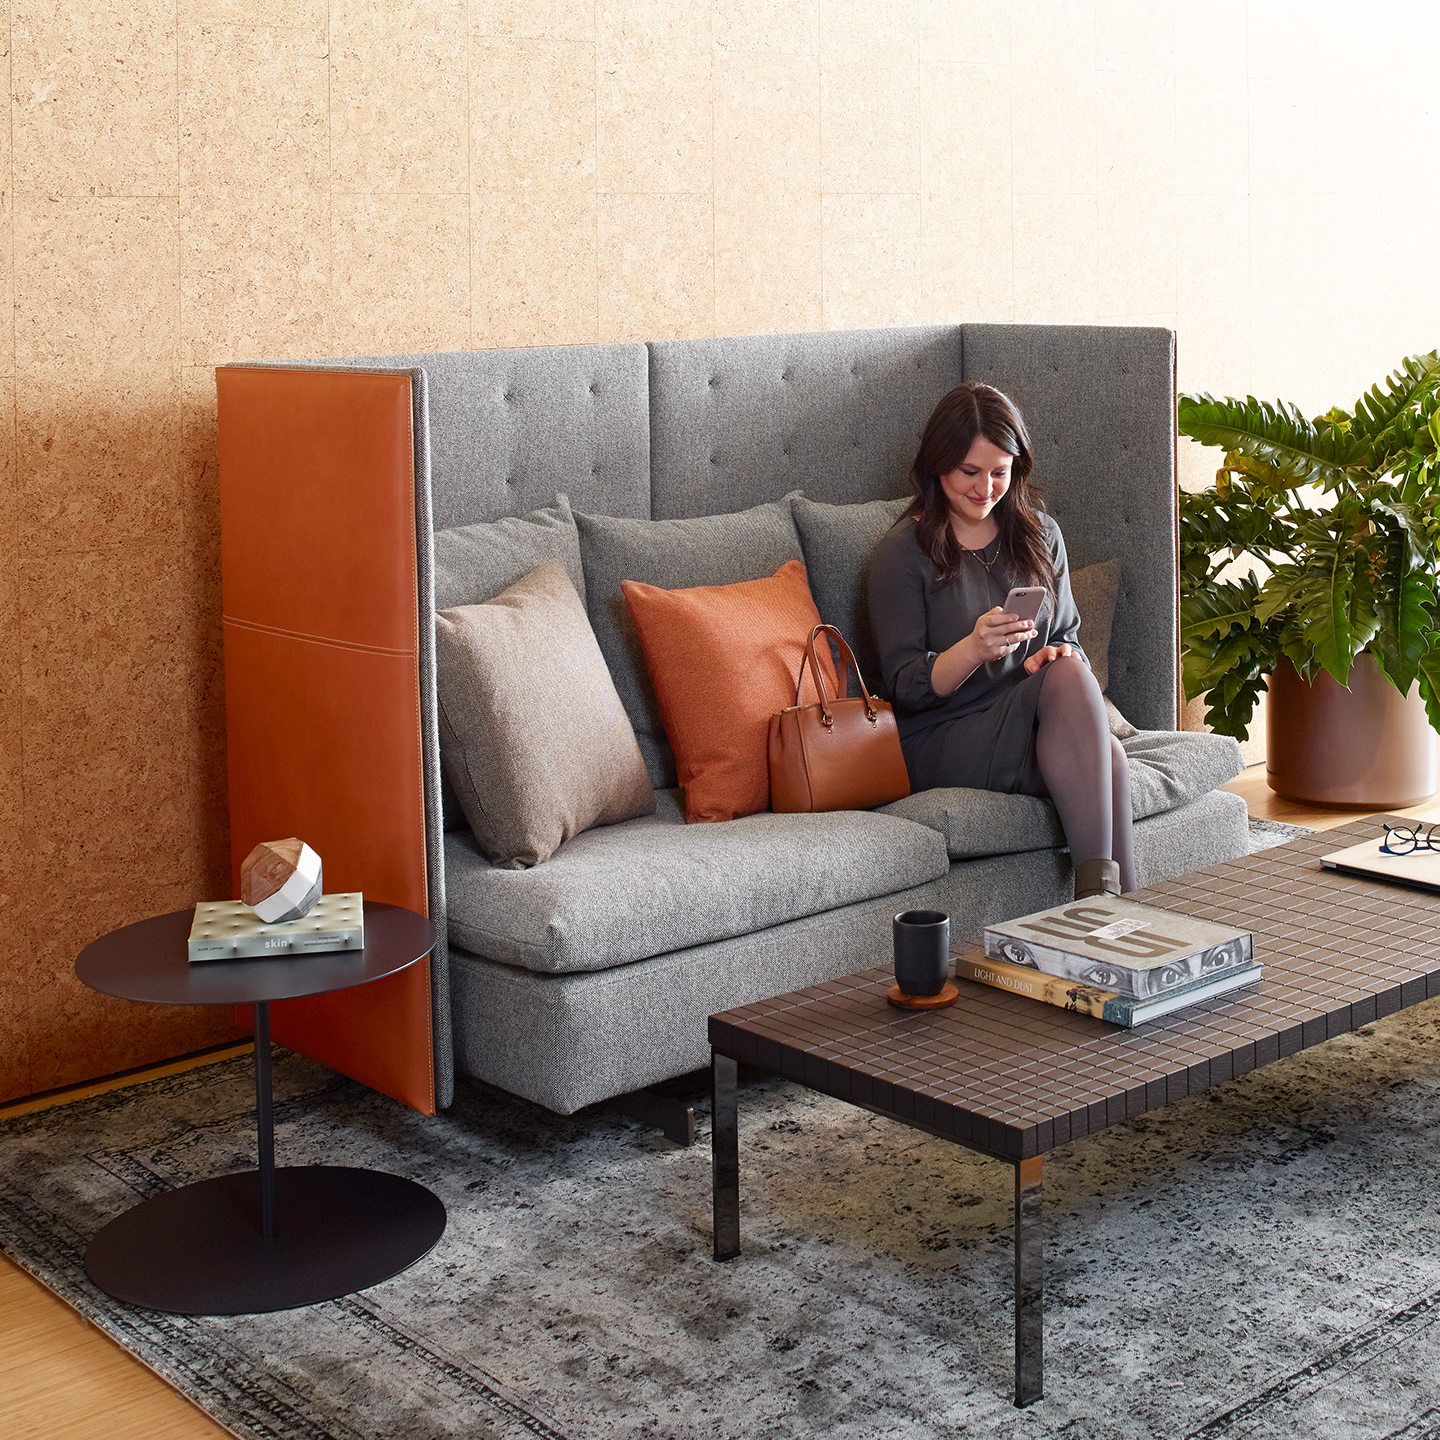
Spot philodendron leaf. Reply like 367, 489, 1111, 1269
1177, 392, 1361, 488
1218, 450, 1287, 490
1180, 581, 1258, 643
1373, 569, 1437, 697
1351, 350, 1440, 453
1417, 649, 1440, 734
1277, 541, 1361, 685
1372, 499, 1430, 567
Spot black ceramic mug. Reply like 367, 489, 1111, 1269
893, 909, 950, 996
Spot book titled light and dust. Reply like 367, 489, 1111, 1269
983, 897, 1255, 1000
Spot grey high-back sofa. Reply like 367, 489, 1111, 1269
218, 324, 1248, 1118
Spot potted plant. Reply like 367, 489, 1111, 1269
1178, 350, 1440, 805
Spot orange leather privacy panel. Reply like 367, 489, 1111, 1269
220, 370, 423, 652
218, 367, 435, 1115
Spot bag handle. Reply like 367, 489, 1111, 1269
794, 624, 881, 728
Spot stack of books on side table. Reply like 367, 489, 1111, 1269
956, 897, 1259, 1027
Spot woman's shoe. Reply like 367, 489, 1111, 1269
1073, 857, 1121, 899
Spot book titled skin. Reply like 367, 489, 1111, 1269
983, 898, 1254, 1000
187, 893, 365, 963
956, 951, 1262, 1027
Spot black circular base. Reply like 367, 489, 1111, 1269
85, 1165, 446, 1315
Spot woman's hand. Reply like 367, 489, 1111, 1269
969, 605, 1037, 663
1023, 643, 1073, 676
930, 607, 1037, 695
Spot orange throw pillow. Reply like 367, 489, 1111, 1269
621, 560, 839, 823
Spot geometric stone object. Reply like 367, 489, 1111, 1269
240, 837, 324, 924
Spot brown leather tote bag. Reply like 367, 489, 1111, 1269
768, 624, 911, 813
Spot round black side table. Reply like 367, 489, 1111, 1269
75, 902, 445, 1315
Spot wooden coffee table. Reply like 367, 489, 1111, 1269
708, 818, 1440, 1408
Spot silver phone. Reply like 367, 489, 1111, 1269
1002, 586, 1046, 625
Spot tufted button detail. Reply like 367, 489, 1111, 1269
708, 376, 719, 388
781, 369, 792, 382
710, 454, 718, 465
503, 391, 514, 403
589, 383, 598, 395
506, 474, 518, 487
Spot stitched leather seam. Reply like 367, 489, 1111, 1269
222, 614, 415, 659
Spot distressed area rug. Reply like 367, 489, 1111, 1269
7, 820, 1440, 1440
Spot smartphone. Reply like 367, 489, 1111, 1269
1002, 586, 1046, 625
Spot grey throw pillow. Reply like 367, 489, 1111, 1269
433, 494, 585, 610
434, 560, 654, 869
576, 495, 805, 788
432, 495, 585, 828
1069, 559, 1138, 738
791, 494, 911, 699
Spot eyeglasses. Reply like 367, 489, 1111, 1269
1380, 823, 1440, 855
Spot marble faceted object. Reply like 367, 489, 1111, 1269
241, 838, 323, 923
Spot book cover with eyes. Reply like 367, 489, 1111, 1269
955, 951, 1261, 1027
982, 898, 1253, 1000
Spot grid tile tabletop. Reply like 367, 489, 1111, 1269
708, 819, 1440, 1162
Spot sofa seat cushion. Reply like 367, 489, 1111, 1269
444, 788, 949, 974
881, 729, 1245, 860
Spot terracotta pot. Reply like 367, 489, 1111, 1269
1266, 653, 1439, 807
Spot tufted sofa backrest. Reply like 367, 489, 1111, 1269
305, 321, 1177, 730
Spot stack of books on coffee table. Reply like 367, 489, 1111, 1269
956, 897, 1259, 1027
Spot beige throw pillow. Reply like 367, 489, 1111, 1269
1069, 559, 1139, 738
435, 559, 655, 869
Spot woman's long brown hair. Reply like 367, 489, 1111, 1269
907, 382, 1054, 592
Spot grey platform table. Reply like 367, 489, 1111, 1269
76, 901, 445, 1315
708, 818, 1440, 1407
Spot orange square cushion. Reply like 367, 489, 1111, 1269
621, 559, 839, 823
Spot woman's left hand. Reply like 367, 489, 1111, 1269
1023, 643, 1073, 676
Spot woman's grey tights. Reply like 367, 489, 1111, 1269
1033, 655, 1136, 892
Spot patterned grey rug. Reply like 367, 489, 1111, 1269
6, 818, 1440, 1440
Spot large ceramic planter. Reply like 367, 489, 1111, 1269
1266, 653, 1439, 807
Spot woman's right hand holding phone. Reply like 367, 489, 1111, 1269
930, 607, 1038, 696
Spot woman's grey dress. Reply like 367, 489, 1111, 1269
867, 514, 1090, 796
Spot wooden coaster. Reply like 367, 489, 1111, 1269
887, 982, 959, 1010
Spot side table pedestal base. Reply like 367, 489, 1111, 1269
85, 1165, 446, 1315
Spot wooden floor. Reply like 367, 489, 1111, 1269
0, 1044, 252, 1440
4, 769, 1438, 1438
1220, 763, 1440, 831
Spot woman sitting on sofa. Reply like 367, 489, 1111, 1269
868, 382, 1135, 900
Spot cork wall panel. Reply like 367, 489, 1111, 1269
819, 0, 918, 197
331, 194, 471, 354
6, 0, 1440, 1101
471, 36, 598, 347
12, 0, 178, 198
179, 23, 329, 195
714, 52, 820, 336
596, 1, 712, 195
919, 60, 1011, 322
329, 0, 468, 195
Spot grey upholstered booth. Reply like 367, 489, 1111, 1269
292, 324, 1248, 1114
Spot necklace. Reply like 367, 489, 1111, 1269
958, 536, 1001, 571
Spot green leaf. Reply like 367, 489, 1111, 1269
1372, 567, 1437, 697
1180, 581, 1259, 643
1262, 539, 1362, 684
1350, 350, 1440, 457
1177, 392, 1362, 488
1417, 649, 1440, 734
